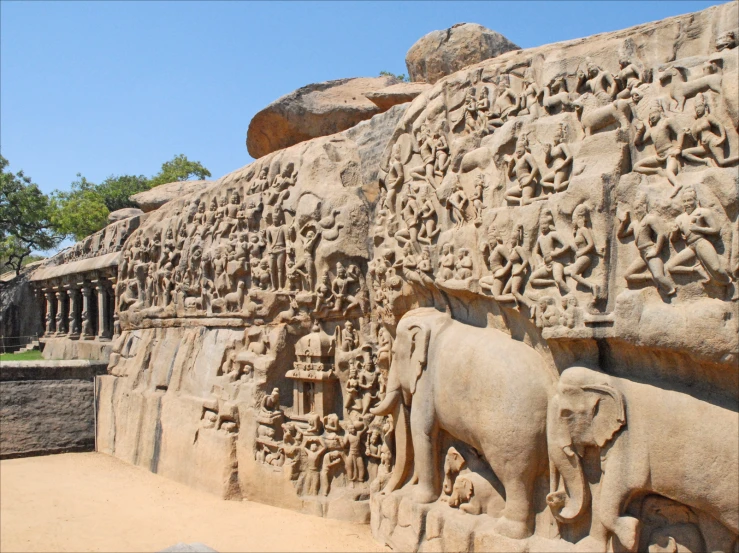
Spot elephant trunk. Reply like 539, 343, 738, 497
371, 360, 401, 417
546, 398, 590, 523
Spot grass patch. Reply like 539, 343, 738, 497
0, 350, 44, 362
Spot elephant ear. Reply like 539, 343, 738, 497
583, 384, 626, 448
407, 323, 430, 395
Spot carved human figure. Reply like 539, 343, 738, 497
266, 166, 297, 207
394, 191, 421, 248
437, 243, 456, 281
494, 225, 531, 307
332, 263, 360, 315
293, 222, 320, 291
320, 450, 343, 497
665, 186, 731, 287
340, 320, 358, 352
384, 143, 404, 219
489, 74, 518, 128
505, 133, 542, 206
479, 223, 512, 297
345, 363, 363, 414
633, 103, 686, 194
455, 248, 474, 280
342, 421, 367, 488
265, 209, 289, 290
463, 87, 478, 133
577, 60, 617, 105
564, 205, 603, 297
359, 359, 379, 414
615, 57, 645, 99
446, 179, 470, 229
432, 127, 450, 180
681, 93, 738, 167
470, 174, 488, 225
314, 271, 334, 312
617, 195, 677, 295
542, 75, 574, 114
409, 124, 436, 186
302, 439, 327, 496
476, 86, 491, 131
518, 71, 543, 118
540, 123, 573, 194
417, 187, 439, 244
530, 210, 571, 295
560, 295, 582, 328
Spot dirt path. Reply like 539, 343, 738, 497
0, 452, 384, 552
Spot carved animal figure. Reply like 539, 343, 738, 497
371, 308, 554, 539
658, 66, 722, 112
442, 447, 502, 516
573, 95, 634, 136
224, 281, 245, 312
547, 366, 738, 552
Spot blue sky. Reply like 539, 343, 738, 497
1, 0, 727, 198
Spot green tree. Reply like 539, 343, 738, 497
149, 154, 211, 187
0, 156, 61, 277
52, 154, 211, 241
380, 70, 409, 82
50, 174, 110, 241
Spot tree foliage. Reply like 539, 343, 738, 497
0, 156, 61, 276
380, 70, 409, 82
149, 154, 211, 188
52, 154, 211, 241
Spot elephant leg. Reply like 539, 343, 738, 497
494, 470, 535, 539
409, 383, 439, 503
596, 474, 640, 552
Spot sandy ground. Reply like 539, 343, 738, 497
0, 452, 385, 553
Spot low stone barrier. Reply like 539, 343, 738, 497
0, 360, 108, 459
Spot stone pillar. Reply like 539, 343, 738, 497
110, 278, 121, 337
66, 285, 81, 339
96, 280, 112, 340
54, 287, 67, 335
44, 288, 56, 336
81, 283, 95, 340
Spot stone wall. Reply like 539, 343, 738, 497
0, 360, 108, 459
70, 3, 739, 551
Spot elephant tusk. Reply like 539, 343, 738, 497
562, 445, 576, 458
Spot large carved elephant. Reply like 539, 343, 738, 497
371, 307, 554, 539
547, 366, 739, 552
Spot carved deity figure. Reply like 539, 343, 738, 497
479, 223, 512, 297
494, 224, 530, 307
455, 248, 474, 280
409, 124, 436, 186
505, 133, 542, 206
470, 174, 488, 225
633, 103, 686, 195
437, 243, 456, 282
433, 127, 450, 180
463, 86, 478, 133
615, 57, 645, 99
577, 60, 617, 105
518, 70, 543, 118
489, 74, 518, 128
446, 179, 470, 229
384, 143, 404, 219
417, 187, 439, 244
617, 194, 677, 295
665, 186, 731, 287
540, 123, 574, 194
564, 204, 603, 297
265, 209, 289, 290
529, 209, 571, 294
681, 93, 738, 167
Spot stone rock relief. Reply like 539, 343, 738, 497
71, 4, 739, 552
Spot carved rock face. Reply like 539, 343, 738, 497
405, 23, 520, 84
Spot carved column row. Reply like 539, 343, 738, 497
37, 277, 116, 341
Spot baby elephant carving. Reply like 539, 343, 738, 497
442, 446, 503, 516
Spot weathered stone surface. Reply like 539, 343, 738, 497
405, 23, 519, 84
246, 76, 399, 158
108, 207, 144, 223
0, 360, 106, 459
0, 263, 45, 351
364, 82, 432, 111
19, 4, 739, 552
130, 180, 213, 213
